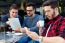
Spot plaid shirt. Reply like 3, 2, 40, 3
42, 15, 65, 39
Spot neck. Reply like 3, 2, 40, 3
30, 13, 35, 19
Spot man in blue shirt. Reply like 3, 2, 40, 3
17, 3, 44, 43
1, 4, 23, 31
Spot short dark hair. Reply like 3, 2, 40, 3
25, 3, 36, 9
9, 4, 19, 10
42, 0, 58, 9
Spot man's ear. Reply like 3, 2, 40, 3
55, 7, 58, 11
34, 9, 35, 12
55, 7, 59, 15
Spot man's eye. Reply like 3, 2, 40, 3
12, 12, 15, 13
12, 12, 17, 13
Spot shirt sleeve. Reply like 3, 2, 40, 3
1, 15, 8, 23
59, 18, 65, 39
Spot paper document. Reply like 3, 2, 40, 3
6, 18, 21, 30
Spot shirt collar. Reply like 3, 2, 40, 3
48, 15, 61, 24
50, 15, 61, 21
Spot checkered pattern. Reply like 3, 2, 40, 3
42, 15, 65, 39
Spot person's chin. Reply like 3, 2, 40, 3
29, 16, 31, 17
28, 14, 30, 16
47, 17, 52, 20
49, 18, 53, 20
28, 15, 32, 17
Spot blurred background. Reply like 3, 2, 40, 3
0, 0, 65, 15
0, 0, 65, 31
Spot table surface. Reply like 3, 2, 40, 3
0, 32, 24, 43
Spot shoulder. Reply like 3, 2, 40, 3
24, 15, 29, 20
1, 14, 9, 22
36, 14, 43, 17
59, 16, 65, 26
3, 15, 8, 18
2, 15, 9, 19
35, 14, 43, 18
36, 14, 44, 20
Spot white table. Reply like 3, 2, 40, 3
0, 32, 24, 43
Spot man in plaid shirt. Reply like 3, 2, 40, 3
41, 0, 65, 39
42, 14, 65, 39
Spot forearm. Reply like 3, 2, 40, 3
39, 36, 65, 43
25, 28, 65, 43
30, 26, 39, 33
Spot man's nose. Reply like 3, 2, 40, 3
27, 11, 30, 14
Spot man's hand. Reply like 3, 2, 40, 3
36, 20, 44, 28
15, 28, 26, 33
24, 27, 39, 41
15, 28, 21, 33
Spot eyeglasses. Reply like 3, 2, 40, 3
26, 10, 33, 12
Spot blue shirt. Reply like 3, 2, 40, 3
1, 14, 23, 26
22, 14, 44, 33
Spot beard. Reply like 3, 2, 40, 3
28, 14, 33, 17
46, 11, 56, 20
